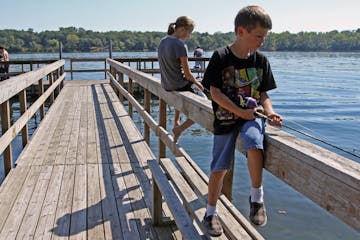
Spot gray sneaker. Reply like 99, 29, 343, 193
202, 214, 223, 237
249, 196, 267, 227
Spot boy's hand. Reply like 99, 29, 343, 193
267, 113, 282, 127
235, 108, 257, 121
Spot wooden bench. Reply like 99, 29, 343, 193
148, 160, 203, 240
149, 157, 265, 240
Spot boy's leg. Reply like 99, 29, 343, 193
202, 131, 238, 236
247, 149, 263, 188
241, 118, 267, 226
207, 170, 227, 208
202, 170, 227, 237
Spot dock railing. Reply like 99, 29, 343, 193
3, 57, 209, 80
106, 58, 360, 232
0, 60, 65, 177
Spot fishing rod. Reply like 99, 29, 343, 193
198, 85, 359, 159
254, 111, 360, 159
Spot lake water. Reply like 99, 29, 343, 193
1, 51, 360, 239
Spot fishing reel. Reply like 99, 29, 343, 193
238, 94, 258, 109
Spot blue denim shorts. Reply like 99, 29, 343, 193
210, 117, 265, 172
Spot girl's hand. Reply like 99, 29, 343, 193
195, 81, 204, 91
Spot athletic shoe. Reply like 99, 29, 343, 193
201, 214, 223, 237
249, 196, 267, 227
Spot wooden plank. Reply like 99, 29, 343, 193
29, 84, 69, 166
98, 163, 123, 240
54, 87, 77, 165
105, 85, 154, 201
69, 164, 87, 240
159, 158, 228, 240
16, 84, 70, 166
175, 157, 264, 240
87, 85, 98, 164
34, 165, 65, 240
0, 166, 42, 240
64, 87, 81, 165
77, 86, 88, 165
103, 83, 180, 239
100, 83, 177, 239
87, 164, 105, 240
42, 92, 74, 166
111, 163, 141, 240
0, 166, 30, 231
262, 127, 360, 231
118, 162, 157, 239
51, 165, 76, 239
99, 84, 153, 238
93, 84, 111, 165
148, 160, 202, 240
16, 166, 53, 239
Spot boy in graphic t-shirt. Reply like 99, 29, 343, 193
201, 5, 282, 237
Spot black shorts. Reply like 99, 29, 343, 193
175, 82, 193, 93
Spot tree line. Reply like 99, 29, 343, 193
0, 27, 359, 53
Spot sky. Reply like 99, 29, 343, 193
2, 0, 359, 34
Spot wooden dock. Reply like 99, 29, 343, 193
0, 80, 180, 239
1, 58, 359, 239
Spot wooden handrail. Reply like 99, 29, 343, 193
0, 60, 65, 104
0, 60, 65, 178
106, 58, 360, 232
4, 57, 209, 80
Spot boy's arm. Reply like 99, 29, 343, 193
260, 92, 282, 127
210, 86, 256, 121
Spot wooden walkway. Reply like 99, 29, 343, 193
0, 80, 179, 239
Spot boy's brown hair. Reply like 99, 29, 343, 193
234, 6, 272, 32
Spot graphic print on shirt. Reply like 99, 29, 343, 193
215, 65, 262, 123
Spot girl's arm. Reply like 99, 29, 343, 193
180, 56, 204, 91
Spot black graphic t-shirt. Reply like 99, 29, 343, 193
203, 46, 277, 135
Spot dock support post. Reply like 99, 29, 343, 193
128, 78, 133, 118
109, 40, 113, 59
1, 100, 13, 175
118, 72, 124, 102
152, 178, 163, 226
144, 89, 151, 144
59, 41, 63, 59
38, 79, 45, 119
49, 72, 55, 104
158, 99, 167, 159
19, 89, 29, 147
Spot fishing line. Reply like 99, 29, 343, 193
254, 111, 360, 159
199, 85, 359, 159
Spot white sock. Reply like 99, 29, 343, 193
250, 186, 264, 203
205, 204, 217, 217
